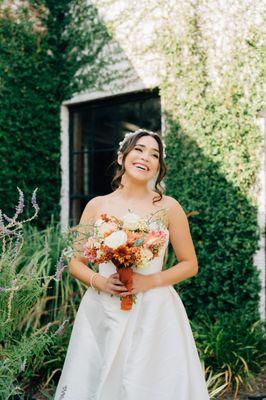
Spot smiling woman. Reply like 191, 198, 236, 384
112, 129, 167, 204
55, 129, 209, 400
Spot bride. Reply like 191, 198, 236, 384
54, 129, 209, 399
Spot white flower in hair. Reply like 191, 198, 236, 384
118, 129, 166, 158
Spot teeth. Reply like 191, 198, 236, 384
134, 164, 147, 171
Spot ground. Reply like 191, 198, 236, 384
220, 365, 266, 399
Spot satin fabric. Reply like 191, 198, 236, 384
54, 225, 209, 400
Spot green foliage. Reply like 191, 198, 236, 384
0, 190, 85, 398
165, 124, 261, 321
191, 312, 266, 397
0, 1, 112, 228
159, 2, 264, 322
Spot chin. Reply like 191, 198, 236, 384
127, 170, 153, 182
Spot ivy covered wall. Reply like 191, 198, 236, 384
0, 1, 112, 228
92, 0, 265, 322
158, 2, 264, 321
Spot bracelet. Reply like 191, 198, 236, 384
90, 272, 98, 288
93, 273, 101, 295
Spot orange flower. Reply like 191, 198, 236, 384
126, 231, 143, 245
111, 245, 141, 268
101, 213, 111, 223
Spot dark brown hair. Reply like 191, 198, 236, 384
111, 129, 167, 204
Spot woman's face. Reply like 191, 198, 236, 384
119, 135, 160, 182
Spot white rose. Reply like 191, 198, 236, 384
140, 247, 153, 261
149, 221, 158, 230
95, 218, 103, 227
122, 212, 141, 230
138, 248, 153, 269
104, 230, 127, 249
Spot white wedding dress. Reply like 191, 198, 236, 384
54, 221, 209, 400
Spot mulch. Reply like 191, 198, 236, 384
219, 365, 266, 400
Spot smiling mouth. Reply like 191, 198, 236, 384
133, 163, 149, 171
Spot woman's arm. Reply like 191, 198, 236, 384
69, 197, 108, 292
152, 196, 199, 288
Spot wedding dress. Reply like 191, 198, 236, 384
54, 216, 209, 400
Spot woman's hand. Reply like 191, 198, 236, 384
121, 272, 155, 296
101, 272, 127, 297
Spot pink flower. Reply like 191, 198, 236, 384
83, 247, 97, 262
83, 237, 98, 262
84, 236, 96, 249
144, 229, 167, 248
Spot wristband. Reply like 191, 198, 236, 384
90, 272, 98, 288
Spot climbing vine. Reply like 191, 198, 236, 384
158, 1, 264, 321
0, 0, 113, 228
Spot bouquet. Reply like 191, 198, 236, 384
83, 210, 167, 311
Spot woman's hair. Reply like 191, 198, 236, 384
111, 129, 167, 204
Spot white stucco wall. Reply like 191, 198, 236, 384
60, 105, 70, 232
253, 115, 266, 319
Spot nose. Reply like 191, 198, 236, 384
140, 152, 149, 162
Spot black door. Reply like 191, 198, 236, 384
69, 89, 161, 225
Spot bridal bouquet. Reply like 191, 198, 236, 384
83, 211, 167, 311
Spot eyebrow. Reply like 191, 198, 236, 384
135, 143, 159, 152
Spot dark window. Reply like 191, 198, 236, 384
69, 89, 161, 225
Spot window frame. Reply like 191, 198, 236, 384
68, 88, 161, 225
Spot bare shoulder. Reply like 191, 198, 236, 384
163, 195, 185, 215
162, 195, 188, 227
79, 195, 105, 224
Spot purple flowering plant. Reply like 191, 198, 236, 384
0, 188, 73, 398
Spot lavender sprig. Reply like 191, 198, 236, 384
2, 214, 13, 223
31, 188, 39, 213
55, 319, 69, 336
3, 187, 24, 225
54, 254, 67, 281
43, 322, 53, 334
0, 210, 4, 229
28, 261, 35, 276
1, 188, 40, 235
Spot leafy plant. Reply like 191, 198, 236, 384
0, 0, 114, 228
158, 0, 264, 325
191, 312, 266, 399
0, 188, 82, 398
